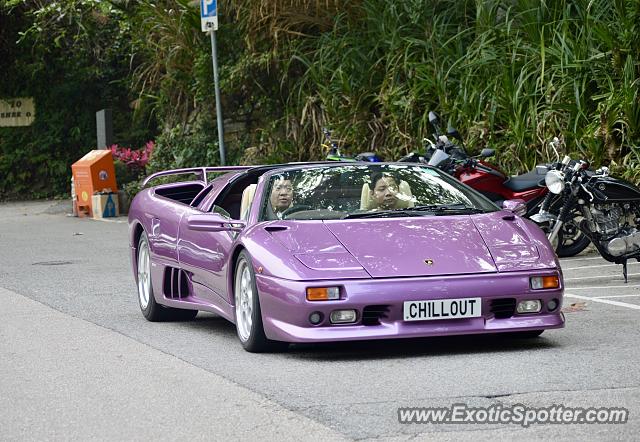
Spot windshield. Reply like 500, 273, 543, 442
260, 164, 498, 221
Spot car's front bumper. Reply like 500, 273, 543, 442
256, 271, 564, 343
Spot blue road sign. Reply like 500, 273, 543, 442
200, 0, 218, 31
201, 0, 216, 17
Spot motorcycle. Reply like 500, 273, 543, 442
400, 112, 551, 216
532, 150, 640, 282
401, 112, 591, 257
323, 128, 382, 162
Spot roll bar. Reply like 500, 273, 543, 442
141, 166, 254, 188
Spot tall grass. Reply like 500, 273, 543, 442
242, 0, 640, 176
119, 0, 640, 177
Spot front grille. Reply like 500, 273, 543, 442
362, 305, 390, 326
490, 298, 516, 319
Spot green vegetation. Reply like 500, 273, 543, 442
1, 0, 639, 199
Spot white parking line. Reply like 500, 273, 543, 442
595, 294, 640, 299
562, 261, 640, 271
564, 273, 640, 281
565, 293, 640, 310
560, 256, 606, 262
565, 285, 640, 290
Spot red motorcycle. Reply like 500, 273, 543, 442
400, 112, 590, 257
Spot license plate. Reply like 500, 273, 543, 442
403, 297, 482, 321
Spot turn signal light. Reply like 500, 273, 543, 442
306, 287, 340, 301
530, 275, 560, 290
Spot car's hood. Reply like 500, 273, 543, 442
471, 212, 557, 272
262, 213, 557, 279
323, 217, 498, 278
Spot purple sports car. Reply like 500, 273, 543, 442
129, 163, 564, 352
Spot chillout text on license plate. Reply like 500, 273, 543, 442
403, 297, 481, 321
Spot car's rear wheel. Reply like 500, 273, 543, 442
137, 232, 198, 322
234, 250, 287, 352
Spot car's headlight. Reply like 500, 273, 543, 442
545, 170, 565, 194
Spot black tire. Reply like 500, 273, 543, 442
554, 214, 591, 257
234, 250, 288, 352
549, 201, 591, 257
556, 233, 591, 257
136, 232, 198, 322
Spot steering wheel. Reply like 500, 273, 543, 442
281, 205, 312, 218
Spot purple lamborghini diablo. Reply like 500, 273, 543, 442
128, 163, 564, 352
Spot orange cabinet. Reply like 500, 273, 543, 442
71, 150, 119, 217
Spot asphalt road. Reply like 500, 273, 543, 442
1, 200, 639, 440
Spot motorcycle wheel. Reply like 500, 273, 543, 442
554, 216, 591, 257
545, 200, 590, 257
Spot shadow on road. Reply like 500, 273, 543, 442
163, 312, 560, 360
284, 333, 558, 361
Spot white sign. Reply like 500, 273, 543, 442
0, 98, 35, 127
200, 0, 218, 32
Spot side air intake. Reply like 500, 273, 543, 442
163, 267, 191, 299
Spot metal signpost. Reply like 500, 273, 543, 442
201, 0, 226, 165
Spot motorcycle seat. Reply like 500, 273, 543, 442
503, 170, 545, 192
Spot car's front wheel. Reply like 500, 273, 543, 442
234, 250, 287, 352
137, 232, 197, 322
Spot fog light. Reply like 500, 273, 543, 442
309, 312, 323, 325
530, 275, 560, 290
306, 286, 340, 301
330, 309, 357, 324
547, 298, 560, 312
517, 300, 542, 314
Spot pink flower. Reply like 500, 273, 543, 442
110, 140, 155, 170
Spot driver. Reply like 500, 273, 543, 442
269, 178, 294, 219
370, 172, 402, 210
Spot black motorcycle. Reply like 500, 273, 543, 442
532, 155, 640, 282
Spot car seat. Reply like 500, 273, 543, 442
240, 184, 257, 220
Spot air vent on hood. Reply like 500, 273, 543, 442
264, 225, 289, 232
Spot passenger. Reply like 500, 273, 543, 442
269, 178, 294, 219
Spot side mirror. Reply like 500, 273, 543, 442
480, 148, 495, 158
502, 199, 527, 217
428, 111, 441, 135
186, 213, 246, 232
446, 125, 461, 141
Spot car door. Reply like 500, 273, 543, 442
147, 196, 187, 267
177, 206, 236, 303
